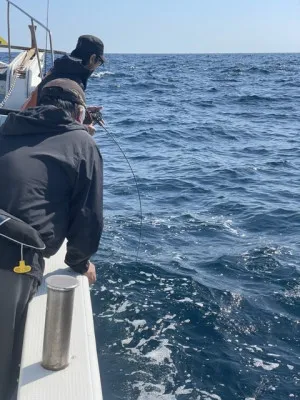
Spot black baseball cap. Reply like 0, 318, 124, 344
71, 35, 105, 63
39, 78, 86, 106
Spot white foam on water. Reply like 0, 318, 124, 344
124, 280, 136, 287
174, 386, 193, 395
139, 271, 152, 277
121, 337, 133, 346
145, 339, 173, 364
136, 338, 148, 348
129, 319, 147, 330
246, 345, 263, 353
208, 216, 245, 237
283, 285, 300, 299
165, 314, 176, 320
113, 318, 124, 323
172, 253, 184, 261
92, 71, 114, 78
135, 384, 176, 400
219, 292, 243, 316
116, 300, 132, 313
199, 390, 222, 400
157, 314, 176, 324
129, 370, 152, 377
162, 323, 176, 332
253, 358, 280, 371
223, 219, 241, 236
177, 297, 193, 303
134, 380, 186, 400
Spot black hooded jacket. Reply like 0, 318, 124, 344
37, 55, 92, 103
0, 106, 103, 282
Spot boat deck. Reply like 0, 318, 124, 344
18, 243, 103, 400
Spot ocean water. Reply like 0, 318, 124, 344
90, 54, 300, 400
1, 53, 300, 399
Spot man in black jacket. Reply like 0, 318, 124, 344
0, 78, 103, 399
22, 35, 105, 109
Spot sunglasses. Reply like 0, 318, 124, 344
95, 57, 104, 66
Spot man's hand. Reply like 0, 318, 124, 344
87, 106, 103, 113
86, 106, 105, 128
84, 261, 97, 285
86, 124, 96, 136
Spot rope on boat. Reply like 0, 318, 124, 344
0, 52, 27, 108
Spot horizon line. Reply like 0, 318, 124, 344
107, 51, 300, 55
0, 50, 299, 55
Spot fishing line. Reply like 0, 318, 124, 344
94, 116, 143, 262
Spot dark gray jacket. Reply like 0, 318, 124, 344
0, 106, 103, 282
37, 55, 91, 103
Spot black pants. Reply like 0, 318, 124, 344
0, 269, 37, 400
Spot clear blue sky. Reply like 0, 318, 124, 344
0, 0, 299, 53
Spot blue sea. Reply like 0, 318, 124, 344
90, 54, 300, 400
2, 52, 300, 399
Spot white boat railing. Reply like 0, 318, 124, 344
6, 0, 54, 67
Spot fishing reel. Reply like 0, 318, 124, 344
85, 108, 104, 126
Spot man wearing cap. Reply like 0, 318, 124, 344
22, 35, 105, 113
0, 78, 103, 399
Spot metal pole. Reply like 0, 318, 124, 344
42, 275, 78, 371
6, 0, 58, 67
48, 32, 54, 66
0, 44, 66, 55
7, 1, 11, 62
7, 0, 51, 31
30, 19, 43, 79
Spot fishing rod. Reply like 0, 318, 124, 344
89, 110, 143, 262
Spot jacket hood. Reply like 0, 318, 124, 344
0, 106, 88, 136
53, 55, 92, 89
